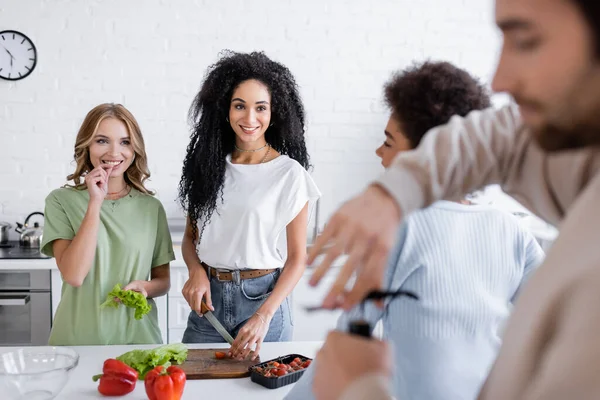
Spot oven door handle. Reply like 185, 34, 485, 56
0, 295, 30, 306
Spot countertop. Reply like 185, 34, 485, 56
0, 342, 322, 399
0, 246, 188, 270
0, 239, 346, 271
0, 257, 57, 270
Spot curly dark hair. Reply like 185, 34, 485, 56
384, 61, 491, 149
178, 50, 311, 242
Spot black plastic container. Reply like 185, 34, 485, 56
249, 353, 312, 389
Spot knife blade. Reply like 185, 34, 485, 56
200, 300, 235, 345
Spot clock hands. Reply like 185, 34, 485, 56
2, 45, 15, 59
2, 45, 16, 70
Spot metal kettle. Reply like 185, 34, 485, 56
15, 212, 44, 248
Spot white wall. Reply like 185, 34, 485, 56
0, 0, 504, 232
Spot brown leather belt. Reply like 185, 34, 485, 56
201, 262, 278, 281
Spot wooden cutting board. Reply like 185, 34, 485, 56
179, 349, 260, 380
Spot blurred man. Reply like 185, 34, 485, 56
310, 0, 600, 398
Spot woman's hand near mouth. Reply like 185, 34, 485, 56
86, 164, 114, 203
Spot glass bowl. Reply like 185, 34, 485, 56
0, 346, 79, 400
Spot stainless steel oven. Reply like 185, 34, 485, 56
0, 270, 51, 346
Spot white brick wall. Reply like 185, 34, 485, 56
0, 0, 504, 235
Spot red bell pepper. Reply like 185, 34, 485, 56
144, 365, 186, 400
92, 358, 138, 396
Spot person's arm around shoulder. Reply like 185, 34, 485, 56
309, 105, 525, 310
376, 104, 522, 216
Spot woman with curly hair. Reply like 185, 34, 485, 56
40, 103, 174, 345
286, 61, 545, 400
179, 51, 320, 358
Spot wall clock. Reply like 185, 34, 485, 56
0, 30, 37, 81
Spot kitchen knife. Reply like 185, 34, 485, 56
200, 300, 235, 345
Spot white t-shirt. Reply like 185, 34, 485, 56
197, 154, 321, 270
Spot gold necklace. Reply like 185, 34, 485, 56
105, 185, 130, 200
235, 143, 268, 153
106, 184, 128, 196
260, 145, 271, 163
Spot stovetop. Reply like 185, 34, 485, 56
0, 241, 50, 259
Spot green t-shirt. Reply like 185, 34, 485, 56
41, 187, 175, 345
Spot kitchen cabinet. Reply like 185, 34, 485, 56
155, 293, 168, 344
0, 268, 52, 346
51, 269, 61, 320
167, 265, 190, 343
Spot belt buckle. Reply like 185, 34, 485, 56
233, 270, 241, 286
214, 268, 233, 283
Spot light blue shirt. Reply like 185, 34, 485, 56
286, 201, 545, 400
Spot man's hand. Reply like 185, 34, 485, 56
314, 331, 393, 400
309, 184, 402, 310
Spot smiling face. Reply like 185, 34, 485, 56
375, 115, 413, 168
229, 79, 272, 148
88, 117, 134, 178
492, 0, 600, 151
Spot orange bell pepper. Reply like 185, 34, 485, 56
144, 365, 186, 400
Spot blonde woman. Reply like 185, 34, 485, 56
41, 103, 174, 345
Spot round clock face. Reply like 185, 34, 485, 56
0, 30, 37, 81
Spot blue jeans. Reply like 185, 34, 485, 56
182, 269, 293, 343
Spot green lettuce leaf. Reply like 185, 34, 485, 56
100, 283, 152, 320
116, 344, 188, 379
